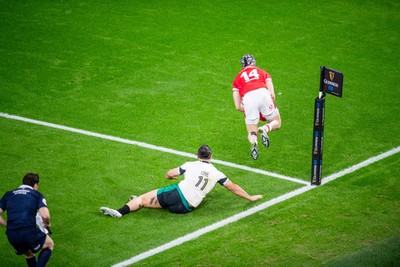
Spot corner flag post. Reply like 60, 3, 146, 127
311, 66, 344, 185
311, 92, 325, 185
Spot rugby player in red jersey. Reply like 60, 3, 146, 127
232, 54, 282, 160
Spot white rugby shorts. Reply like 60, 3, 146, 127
242, 88, 279, 124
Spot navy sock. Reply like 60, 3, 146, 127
117, 205, 130, 215
26, 256, 36, 267
37, 248, 52, 267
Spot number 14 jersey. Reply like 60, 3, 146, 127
232, 66, 272, 98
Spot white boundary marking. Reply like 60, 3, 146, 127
112, 146, 399, 267
321, 146, 400, 185
1, 112, 398, 266
0, 112, 307, 185
113, 185, 314, 267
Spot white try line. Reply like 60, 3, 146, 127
112, 146, 399, 267
0, 112, 308, 185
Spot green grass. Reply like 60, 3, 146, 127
325, 235, 400, 267
0, 0, 399, 266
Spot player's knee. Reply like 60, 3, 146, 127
43, 236, 54, 250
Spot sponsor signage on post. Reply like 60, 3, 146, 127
320, 66, 344, 97
311, 66, 344, 185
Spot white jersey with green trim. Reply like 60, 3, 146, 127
178, 160, 228, 208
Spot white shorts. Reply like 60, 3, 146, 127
242, 88, 280, 124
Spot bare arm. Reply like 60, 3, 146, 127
266, 79, 276, 102
232, 91, 244, 112
38, 207, 51, 228
0, 208, 6, 227
165, 167, 181, 180
223, 180, 262, 201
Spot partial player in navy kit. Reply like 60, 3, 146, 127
0, 173, 54, 267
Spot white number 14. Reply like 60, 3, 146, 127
240, 69, 259, 83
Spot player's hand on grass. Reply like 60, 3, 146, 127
166, 168, 180, 179
166, 174, 177, 180
249, 195, 263, 201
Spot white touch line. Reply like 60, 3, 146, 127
112, 185, 314, 267
112, 146, 399, 267
0, 112, 307, 185
321, 146, 400, 185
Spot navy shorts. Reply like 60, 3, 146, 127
6, 228, 47, 255
157, 184, 193, 214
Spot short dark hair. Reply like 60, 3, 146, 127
198, 145, 212, 159
22, 173, 40, 187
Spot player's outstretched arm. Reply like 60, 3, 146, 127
224, 180, 262, 202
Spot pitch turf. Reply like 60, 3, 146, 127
0, 1, 399, 266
